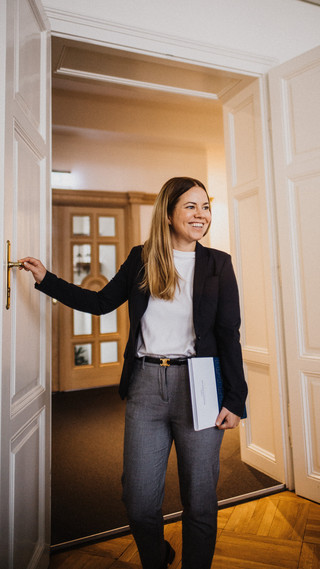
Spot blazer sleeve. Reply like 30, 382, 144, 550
214, 255, 248, 417
35, 247, 140, 315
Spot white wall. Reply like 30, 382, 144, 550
44, 0, 320, 70
52, 88, 231, 251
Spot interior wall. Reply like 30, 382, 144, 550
52, 130, 208, 193
52, 88, 231, 251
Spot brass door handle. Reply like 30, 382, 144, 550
6, 240, 23, 309
8, 261, 24, 268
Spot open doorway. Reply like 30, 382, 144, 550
50, 37, 284, 547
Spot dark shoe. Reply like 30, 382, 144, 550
164, 540, 175, 567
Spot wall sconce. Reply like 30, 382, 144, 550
51, 170, 74, 188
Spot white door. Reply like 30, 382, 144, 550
0, 0, 51, 567
223, 80, 287, 484
269, 46, 320, 503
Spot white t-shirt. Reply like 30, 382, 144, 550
136, 249, 196, 358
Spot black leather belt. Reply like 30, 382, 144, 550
139, 356, 189, 367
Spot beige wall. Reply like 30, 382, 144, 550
52, 88, 231, 251
52, 129, 209, 193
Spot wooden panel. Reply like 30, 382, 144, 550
228, 95, 258, 186
304, 502, 320, 544
285, 61, 320, 161
12, 125, 43, 410
10, 409, 46, 569
214, 533, 301, 568
48, 491, 320, 569
290, 177, 320, 355
15, 0, 46, 136
301, 373, 320, 478
234, 189, 268, 351
299, 543, 320, 569
244, 362, 275, 461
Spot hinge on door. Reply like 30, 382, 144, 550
287, 403, 293, 448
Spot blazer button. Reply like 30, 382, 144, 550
196, 334, 201, 340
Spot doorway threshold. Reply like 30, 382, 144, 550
217, 483, 286, 509
50, 483, 286, 553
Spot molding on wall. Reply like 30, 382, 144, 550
44, 7, 278, 75
127, 192, 156, 205
55, 68, 220, 101
52, 188, 157, 207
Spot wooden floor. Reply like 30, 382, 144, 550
49, 491, 320, 569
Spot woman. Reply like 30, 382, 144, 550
21, 177, 247, 569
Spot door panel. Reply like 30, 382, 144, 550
0, 0, 51, 567
223, 80, 286, 482
53, 204, 127, 391
269, 46, 320, 503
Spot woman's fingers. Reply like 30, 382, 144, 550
18, 257, 47, 284
215, 407, 240, 430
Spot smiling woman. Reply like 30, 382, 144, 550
20, 176, 247, 569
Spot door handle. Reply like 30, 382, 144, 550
8, 261, 24, 268
6, 240, 23, 310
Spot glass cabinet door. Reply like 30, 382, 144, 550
73, 244, 91, 284
73, 215, 90, 236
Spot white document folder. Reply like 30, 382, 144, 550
188, 357, 219, 431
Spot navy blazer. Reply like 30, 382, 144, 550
36, 242, 247, 417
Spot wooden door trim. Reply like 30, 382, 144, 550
52, 189, 157, 252
52, 189, 156, 206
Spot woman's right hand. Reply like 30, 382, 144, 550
19, 257, 47, 284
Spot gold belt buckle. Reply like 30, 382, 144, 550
160, 358, 170, 367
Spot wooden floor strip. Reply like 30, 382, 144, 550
49, 491, 320, 569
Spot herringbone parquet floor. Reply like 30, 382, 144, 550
49, 491, 320, 569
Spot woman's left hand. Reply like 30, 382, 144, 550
215, 407, 240, 430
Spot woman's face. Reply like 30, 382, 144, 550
169, 186, 211, 251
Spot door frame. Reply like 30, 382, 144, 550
222, 77, 291, 485
47, 20, 293, 488
268, 46, 320, 502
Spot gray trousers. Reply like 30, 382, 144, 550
122, 359, 224, 569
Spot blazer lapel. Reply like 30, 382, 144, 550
193, 242, 209, 320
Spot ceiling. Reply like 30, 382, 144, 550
52, 36, 254, 108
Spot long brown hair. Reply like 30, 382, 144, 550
140, 177, 210, 300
